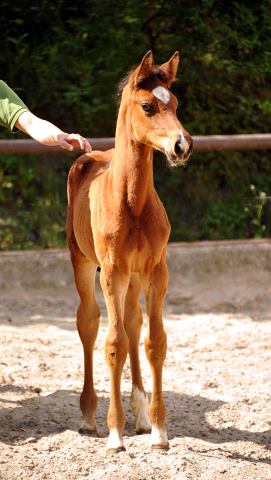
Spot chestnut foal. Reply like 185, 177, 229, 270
67, 51, 193, 453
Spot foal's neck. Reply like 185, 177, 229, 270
110, 108, 154, 215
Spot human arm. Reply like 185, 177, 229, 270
15, 111, 92, 152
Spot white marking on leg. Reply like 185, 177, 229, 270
147, 151, 151, 162
151, 425, 169, 447
130, 385, 152, 432
106, 429, 124, 451
152, 86, 170, 104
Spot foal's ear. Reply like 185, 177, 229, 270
159, 51, 179, 88
135, 51, 154, 85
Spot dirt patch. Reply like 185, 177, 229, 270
1, 279, 271, 480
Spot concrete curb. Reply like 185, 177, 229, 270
0, 240, 271, 314
0, 239, 270, 290
166, 238, 271, 285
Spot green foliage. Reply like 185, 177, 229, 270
243, 184, 268, 238
0, 154, 70, 249
1, 0, 271, 248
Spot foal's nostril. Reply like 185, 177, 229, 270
174, 141, 183, 155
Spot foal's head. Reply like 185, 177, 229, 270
119, 51, 193, 166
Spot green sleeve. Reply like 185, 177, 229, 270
0, 80, 29, 132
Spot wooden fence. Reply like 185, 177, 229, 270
1, 133, 271, 154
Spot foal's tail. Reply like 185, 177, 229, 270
67, 154, 92, 208
67, 155, 93, 254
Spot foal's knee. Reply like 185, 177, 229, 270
105, 331, 129, 368
144, 327, 167, 366
77, 303, 100, 341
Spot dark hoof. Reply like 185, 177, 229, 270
136, 428, 152, 435
106, 446, 126, 455
79, 428, 98, 437
151, 443, 169, 452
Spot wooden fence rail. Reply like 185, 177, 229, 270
1, 134, 271, 155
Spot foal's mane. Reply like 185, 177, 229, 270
115, 64, 162, 110
115, 67, 136, 109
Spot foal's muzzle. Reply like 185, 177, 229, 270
166, 135, 193, 166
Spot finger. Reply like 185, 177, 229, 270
78, 136, 92, 153
78, 136, 85, 150
84, 139, 92, 153
60, 140, 74, 151
71, 135, 92, 152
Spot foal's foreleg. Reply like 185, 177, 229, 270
124, 273, 152, 434
142, 256, 169, 450
72, 256, 100, 434
100, 264, 129, 453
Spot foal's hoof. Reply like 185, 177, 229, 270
106, 430, 125, 453
151, 426, 169, 451
79, 419, 98, 436
106, 446, 126, 455
151, 442, 169, 452
79, 428, 98, 436
136, 428, 152, 435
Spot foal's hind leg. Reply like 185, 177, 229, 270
124, 273, 152, 434
71, 252, 100, 434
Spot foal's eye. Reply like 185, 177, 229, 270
141, 102, 151, 112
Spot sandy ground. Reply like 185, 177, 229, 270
1, 280, 271, 479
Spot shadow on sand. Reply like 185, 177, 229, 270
0, 385, 270, 467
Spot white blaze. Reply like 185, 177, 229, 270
152, 86, 170, 104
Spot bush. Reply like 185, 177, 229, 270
0, 154, 71, 250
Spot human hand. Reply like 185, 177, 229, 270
58, 133, 92, 153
